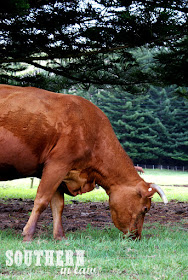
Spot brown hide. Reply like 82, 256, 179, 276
0, 85, 166, 241
63, 170, 96, 196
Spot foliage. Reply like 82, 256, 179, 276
0, 0, 187, 92
154, 37, 188, 88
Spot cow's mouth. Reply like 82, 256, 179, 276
123, 230, 141, 240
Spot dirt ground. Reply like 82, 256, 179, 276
0, 198, 187, 237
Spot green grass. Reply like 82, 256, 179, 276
0, 169, 187, 202
0, 224, 187, 280
0, 169, 188, 279
141, 169, 188, 186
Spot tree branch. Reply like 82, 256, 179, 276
0, 45, 129, 64
29, 61, 150, 86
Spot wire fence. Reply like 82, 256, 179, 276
135, 164, 188, 172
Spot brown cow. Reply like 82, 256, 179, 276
135, 166, 144, 174
0, 85, 168, 241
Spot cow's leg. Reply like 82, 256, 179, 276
50, 188, 65, 240
22, 162, 70, 242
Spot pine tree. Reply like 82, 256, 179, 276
87, 86, 188, 165
97, 89, 163, 163
165, 88, 188, 163
144, 86, 188, 164
0, 0, 187, 91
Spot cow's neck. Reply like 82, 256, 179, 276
94, 163, 141, 195
90, 137, 142, 193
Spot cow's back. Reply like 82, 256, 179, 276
0, 85, 108, 180
0, 85, 59, 179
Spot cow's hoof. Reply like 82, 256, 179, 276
22, 234, 33, 242
54, 234, 67, 241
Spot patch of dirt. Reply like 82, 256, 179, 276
0, 199, 187, 237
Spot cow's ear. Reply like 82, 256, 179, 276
137, 182, 157, 199
138, 182, 168, 204
141, 185, 157, 199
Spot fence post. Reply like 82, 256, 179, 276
30, 177, 34, 188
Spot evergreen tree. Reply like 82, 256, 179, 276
0, 0, 187, 91
166, 89, 188, 162
97, 89, 165, 163
148, 86, 188, 164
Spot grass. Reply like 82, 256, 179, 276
0, 224, 187, 279
141, 169, 188, 186
0, 169, 187, 279
0, 169, 187, 202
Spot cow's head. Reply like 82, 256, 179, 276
109, 181, 168, 239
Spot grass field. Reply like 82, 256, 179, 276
0, 169, 187, 202
0, 169, 188, 279
0, 224, 188, 280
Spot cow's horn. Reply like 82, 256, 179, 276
151, 184, 168, 204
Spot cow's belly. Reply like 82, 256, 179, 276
0, 128, 39, 180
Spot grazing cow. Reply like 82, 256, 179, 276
0, 85, 168, 241
135, 166, 144, 174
